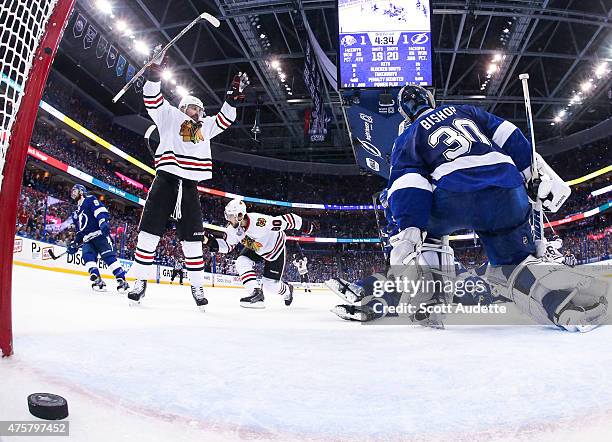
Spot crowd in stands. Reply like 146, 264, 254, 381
13, 77, 611, 282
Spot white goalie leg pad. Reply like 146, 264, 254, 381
486, 256, 610, 330
394, 235, 455, 326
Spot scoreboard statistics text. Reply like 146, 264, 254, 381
338, 0, 433, 88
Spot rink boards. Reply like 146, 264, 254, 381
12, 235, 324, 289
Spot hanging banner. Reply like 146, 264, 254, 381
83, 24, 97, 50
304, 41, 330, 142
344, 89, 404, 179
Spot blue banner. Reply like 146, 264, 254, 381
344, 89, 404, 178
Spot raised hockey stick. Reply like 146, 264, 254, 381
112, 12, 220, 103
519, 73, 545, 242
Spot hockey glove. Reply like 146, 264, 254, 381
179, 120, 204, 143
226, 72, 250, 102
67, 241, 80, 255
100, 222, 111, 237
147, 44, 167, 82
300, 220, 319, 235
389, 227, 423, 266
525, 153, 571, 213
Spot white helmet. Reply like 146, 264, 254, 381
224, 198, 247, 222
179, 95, 205, 118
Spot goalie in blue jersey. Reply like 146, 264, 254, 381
383, 84, 608, 331
67, 184, 129, 293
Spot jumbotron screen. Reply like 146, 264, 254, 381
337, 0, 433, 88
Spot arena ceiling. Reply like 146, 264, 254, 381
60, 0, 612, 163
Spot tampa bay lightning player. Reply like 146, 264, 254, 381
68, 184, 129, 293
386, 84, 608, 331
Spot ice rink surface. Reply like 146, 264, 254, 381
2, 264, 612, 442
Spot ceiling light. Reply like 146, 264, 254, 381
171, 79, 177, 85
503, 28, 510, 33
116, 20, 127, 31
581, 81, 592, 92
553, 116, 561, 123
96, 0, 112, 14
595, 62, 608, 77
260, 33, 266, 39
161, 70, 173, 81
558, 110, 567, 118
271, 60, 280, 69
176, 86, 189, 97
492, 53, 502, 62
134, 40, 149, 55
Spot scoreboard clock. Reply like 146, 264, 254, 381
338, 0, 433, 88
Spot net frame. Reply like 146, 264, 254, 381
0, 0, 75, 357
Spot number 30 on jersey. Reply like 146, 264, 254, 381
428, 118, 492, 161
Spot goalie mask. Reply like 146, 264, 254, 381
397, 84, 435, 122
179, 95, 205, 120
224, 198, 247, 226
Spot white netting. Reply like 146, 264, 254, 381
0, 0, 59, 190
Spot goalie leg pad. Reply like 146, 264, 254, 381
486, 256, 610, 330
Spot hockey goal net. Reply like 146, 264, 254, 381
0, 0, 75, 357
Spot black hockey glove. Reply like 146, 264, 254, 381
300, 220, 318, 235
226, 72, 250, 103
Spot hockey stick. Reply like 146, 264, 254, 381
519, 73, 545, 242
112, 12, 220, 103
48, 242, 82, 260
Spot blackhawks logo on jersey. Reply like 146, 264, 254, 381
241, 236, 262, 252
256, 217, 267, 227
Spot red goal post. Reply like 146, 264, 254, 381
0, 0, 75, 357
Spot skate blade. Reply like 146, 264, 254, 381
196, 305, 206, 312
128, 299, 141, 307
240, 302, 265, 309
284, 299, 293, 306
92, 287, 108, 293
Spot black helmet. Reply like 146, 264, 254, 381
397, 84, 435, 122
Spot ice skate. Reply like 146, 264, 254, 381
284, 284, 294, 306
116, 278, 129, 294
90, 274, 107, 293
191, 285, 208, 311
128, 280, 147, 305
240, 288, 265, 309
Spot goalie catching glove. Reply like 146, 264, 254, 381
226, 72, 250, 102
179, 120, 204, 143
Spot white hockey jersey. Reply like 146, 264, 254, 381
143, 80, 236, 181
224, 213, 303, 262
293, 257, 308, 275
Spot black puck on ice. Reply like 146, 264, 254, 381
27, 393, 69, 420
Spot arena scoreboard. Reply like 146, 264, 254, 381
338, 0, 433, 88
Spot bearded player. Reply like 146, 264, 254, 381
127, 46, 249, 311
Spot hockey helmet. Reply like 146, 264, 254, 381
397, 84, 435, 122
70, 183, 87, 201
179, 95, 205, 119
224, 198, 247, 223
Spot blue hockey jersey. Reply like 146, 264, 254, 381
388, 104, 532, 230
71, 195, 110, 243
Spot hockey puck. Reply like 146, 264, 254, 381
27, 393, 69, 420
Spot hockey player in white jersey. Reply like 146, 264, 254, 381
292, 253, 312, 292
387, 84, 608, 331
203, 199, 317, 308
127, 46, 249, 310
